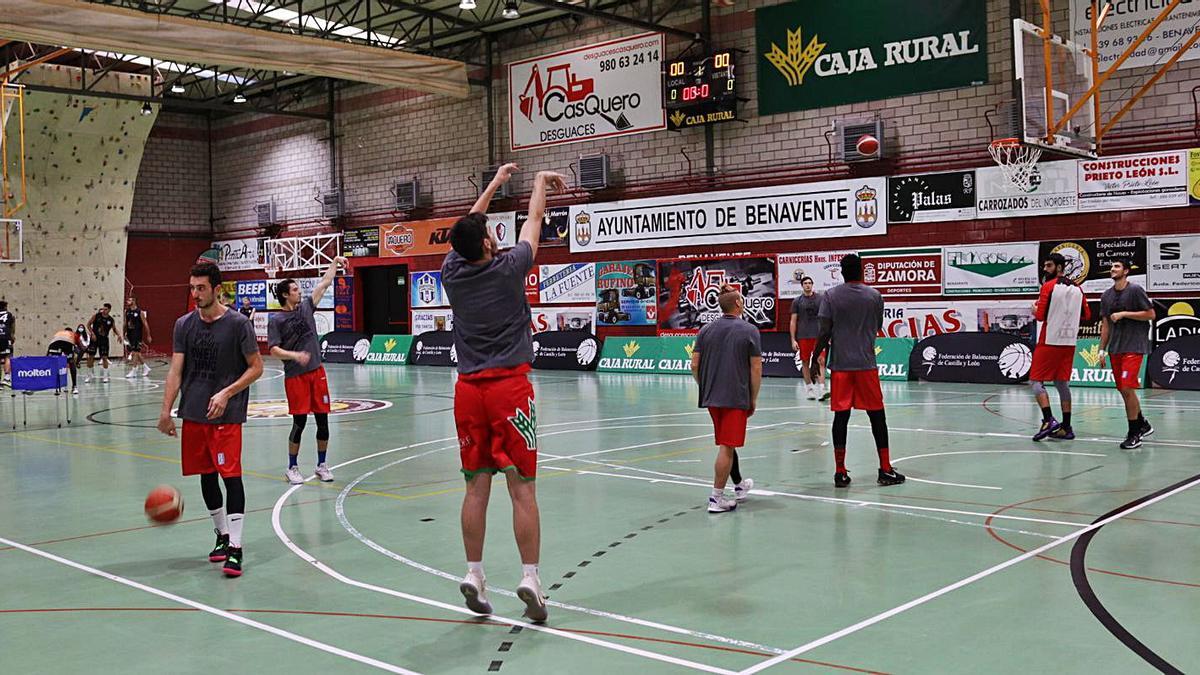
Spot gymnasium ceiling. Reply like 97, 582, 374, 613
0, 0, 699, 118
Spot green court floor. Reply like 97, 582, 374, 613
2, 362, 1198, 674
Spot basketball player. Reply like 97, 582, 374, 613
443, 163, 566, 623
157, 261, 262, 578
238, 296, 256, 320
1098, 259, 1155, 449
1030, 253, 1091, 441
46, 326, 80, 395
0, 300, 13, 385
85, 303, 123, 383
269, 256, 346, 484
124, 296, 152, 378
691, 283, 761, 513
790, 276, 829, 401
811, 254, 904, 488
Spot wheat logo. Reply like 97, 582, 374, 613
623, 341, 640, 358
384, 337, 398, 352
508, 399, 538, 450
764, 26, 826, 87
670, 110, 686, 127
1080, 343, 1103, 368
683, 342, 695, 359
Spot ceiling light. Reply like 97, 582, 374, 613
140, 101, 153, 116
170, 83, 186, 94
232, 93, 247, 103
502, 0, 519, 19
458, 0, 476, 9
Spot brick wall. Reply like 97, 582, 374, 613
129, 112, 210, 234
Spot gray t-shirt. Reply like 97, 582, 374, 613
173, 309, 259, 424
441, 240, 534, 374
790, 292, 822, 339
818, 282, 884, 371
268, 296, 321, 379
694, 314, 762, 409
1100, 283, 1152, 355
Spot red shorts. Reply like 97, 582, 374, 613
708, 407, 749, 448
1110, 353, 1144, 390
1031, 345, 1075, 382
285, 366, 331, 415
796, 338, 818, 362
454, 365, 537, 480
181, 421, 243, 478
830, 370, 884, 412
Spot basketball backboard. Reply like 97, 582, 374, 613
1013, 18, 1098, 159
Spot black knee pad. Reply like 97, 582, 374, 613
289, 414, 307, 444
199, 472, 223, 511
314, 413, 329, 442
222, 476, 245, 514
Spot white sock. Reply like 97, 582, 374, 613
209, 507, 227, 534
521, 563, 539, 579
467, 561, 484, 577
227, 513, 244, 548
711, 487, 725, 500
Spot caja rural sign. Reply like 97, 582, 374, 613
509, 33, 665, 151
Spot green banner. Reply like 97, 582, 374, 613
366, 334, 413, 365
657, 337, 696, 374
1071, 339, 1145, 388
876, 337, 914, 381
597, 337, 662, 373
755, 0, 987, 115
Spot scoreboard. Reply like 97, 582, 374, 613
663, 50, 738, 131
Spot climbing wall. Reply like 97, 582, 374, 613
0, 65, 156, 351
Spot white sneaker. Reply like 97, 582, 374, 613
805, 384, 816, 400
141, 364, 151, 376
285, 465, 305, 485
707, 493, 737, 513
459, 570, 493, 615
84, 374, 92, 383
71, 387, 79, 396
734, 478, 754, 502
516, 575, 548, 623
314, 463, 334, 482
101, 376, 109, 383
125, 369, 137, 379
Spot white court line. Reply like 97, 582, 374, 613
539, 423, 791, 464
735, 474, 1200, 674
272, 481, 735, 674
904, 477, 1002, 491
786, 419, 1200, 449
0, 535, 421, 674
890, 450, 1108, 491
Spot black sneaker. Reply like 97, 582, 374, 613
1033, 419, 1060, 442
223, 547, 243, 577
1120, 432, 1142, 450
1139, 420, 1154, 438
834, 471, 851, 488
1049, 425, 1075, 440
877, 468, 906, 486
208, 531, 230, 562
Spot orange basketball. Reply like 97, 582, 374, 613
856, 134, 880, 156
144, 485, 184, 523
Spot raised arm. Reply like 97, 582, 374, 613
472, 162, 519, 215
522, 170, 569, 260
311, 255, 347, 306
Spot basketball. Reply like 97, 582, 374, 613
856, 134, 880, 156
144, 485, 184, 523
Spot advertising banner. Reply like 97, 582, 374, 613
1192, 149, 1200, 205
657, 336, 696, 375
975, 162, 1078, 217
887, 171, 977, 223
314, 311, 334, 336
1153, 298, 1200, 344
777, 250, 856, 298
379, 217, 458, 258
518, 207, 571, 246
531, 331, 602, 371
265, 278, 335, 310
1077, 151, 1188, 211
595, 260, 657, 326
320, 332, 371, 364
213, 237, 263, 271
657, 257, 777, 334
411, 309, 454, 335
860, 247, 943, 296
1038, 238, 1147, 293
342, 227, 380, 258
531, 307, 595, 334
597, 336, 662, 373
755, 0, 987, 114
911, 333, 1033, 384
568, 177, 887, 253
760, 331, 802, 378
410, 271, 448, 308
538, 263, 596, 304
1147, 334, 1200, 390
408, 330, 457, 367
1069, 0, 1200, 71
509, 32, 665, 151
333, 276, 354, 332
882, 300, 1037, 342
943, 242, 1040, 295
366, 334, 413, 365
489, 212, 517, 250
1071, 339, 1146, 388
10, 356, 69, 391
252, 312, 269, 342
1147, 235, 1200, 292
876, 337, 916, 381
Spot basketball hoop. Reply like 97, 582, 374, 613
988, 138, 1043, 193
265, 258, 281, 280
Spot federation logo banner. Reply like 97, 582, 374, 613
657, 256, 777, 335
569, 177, 886, 253
911, 332, 1033, 385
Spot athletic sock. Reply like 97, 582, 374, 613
521, 563, 539, 579
1137, 413, 1146, 424
467, 561, 484, 576
1063, 412, 1072, 428
288, 453, 298, 468
317, 450, 327, 465
877, 447, 892, 473
227, 514, 244, 548
1128, 418, 1139, 434
1040, 406, 1054, 422
209, 507, 228, 534
834, 448, 847, 473
711, 487, 725, 500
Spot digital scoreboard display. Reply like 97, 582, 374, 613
663, 50, 737, 130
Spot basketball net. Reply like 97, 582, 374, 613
989, 138, 1042, 193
